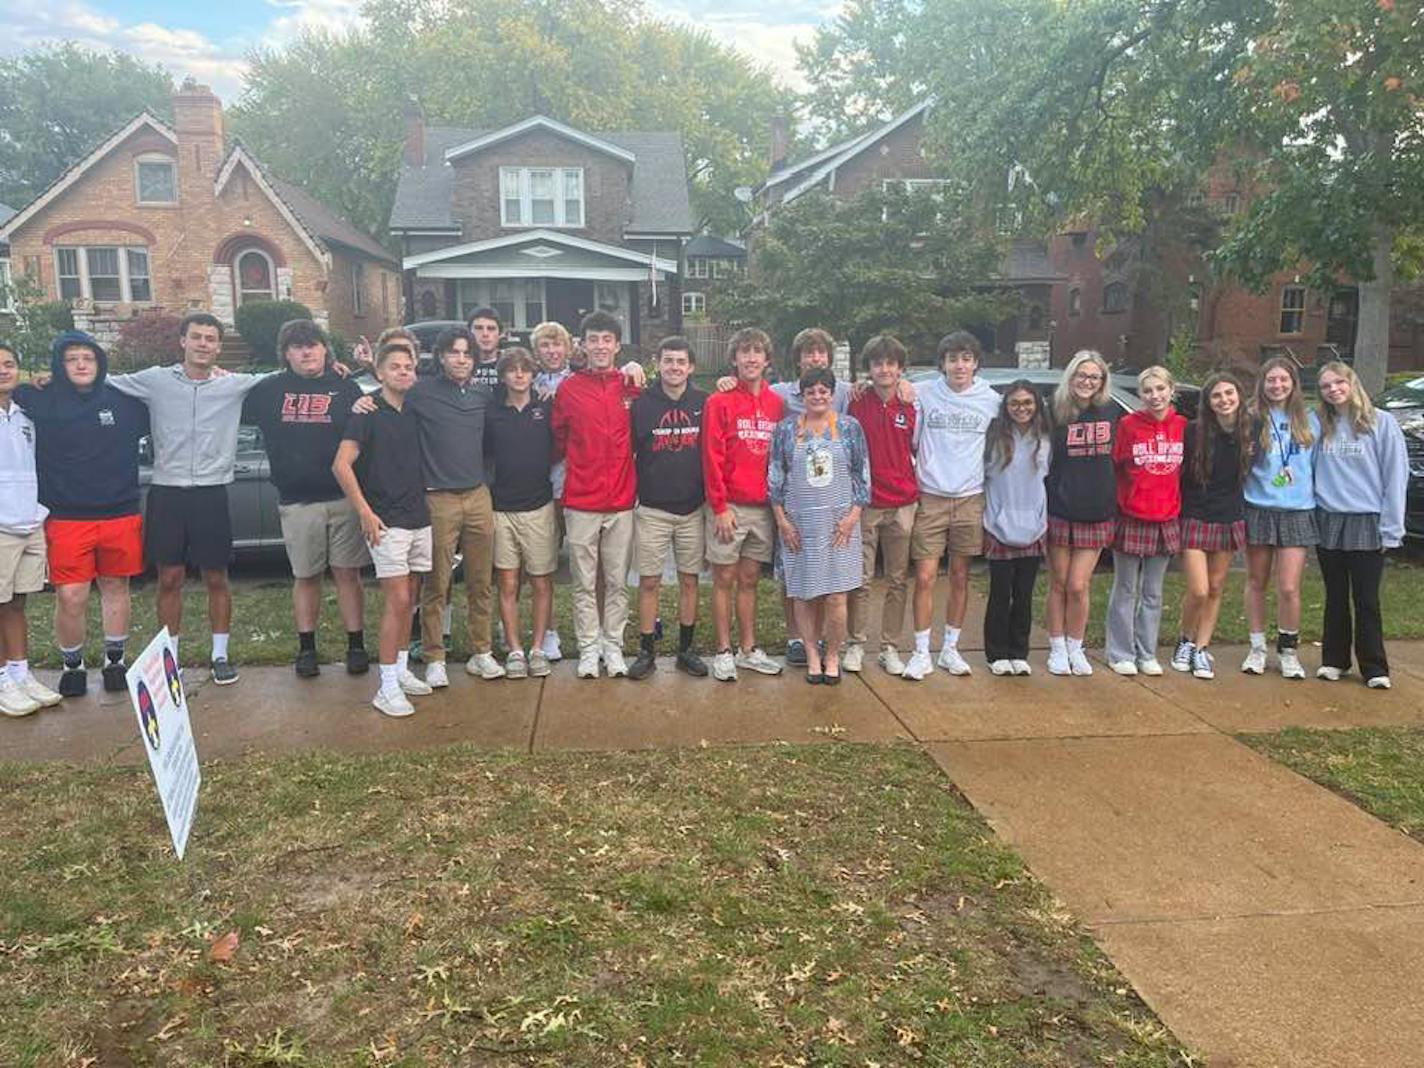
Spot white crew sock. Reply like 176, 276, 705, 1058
7, 659, 26, 682
914, 628, 931, 655
1049, 635, 1067, 654
943, 626, 961, 650
379, 663, 398, 693
1066, 636, 1084, 655
171, 635, 180, 661
442, 604, 453, 634
1249, 631, 1267, 650
211, 633, 229, 661
397, 649, 409, 673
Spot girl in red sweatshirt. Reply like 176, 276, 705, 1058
1105, 366, 1186, 676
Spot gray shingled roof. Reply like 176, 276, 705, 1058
270, 177, 397, 265
391, 124, 694, 235
685, 234, 745, 257
0, 203, 14, 227
1001, 240, 1061, 283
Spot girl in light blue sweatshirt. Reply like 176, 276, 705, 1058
1314, 361, 1408, 689
1243, 356, 1320, 679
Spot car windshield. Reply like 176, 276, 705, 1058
1378, 377, 1424, 409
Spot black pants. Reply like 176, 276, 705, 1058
1316, 547, 1388, 680
985, 556, 1040, 662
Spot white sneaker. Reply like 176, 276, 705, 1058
878, 647, 906, 676
1367, 675, 1392, 690
711, 650, 737, 682
505, 650, 528, 680
1137, 657, 1164, 677
1110, 659, 1138, 676
1191, 647, 1216, 680
424, 660, 449, 688
542, 630, 564, 662
1068, 648, 1094, 676
1047, 647, 1071, 676
842, 642, 865, 673
735, 647, 783, 675
373, 687, 415, 718
1316, 665, 1343, 681
988, 659, 1013, 676
1242, 647, 1267, 675
936, 645, 972, 676
602, 642, 629, 678
901, 649, 934, 681
576, 648, 601, 679
17, 673, 61, 708
1010, 659, 1033, 676
1279, 649, 1305, 680
399, 668, 433, 696
0, 677, 40, 717
466, 651, 506, 679
1170, 638, 1195, 672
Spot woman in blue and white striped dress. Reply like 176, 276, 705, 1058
770, 368, 871, 684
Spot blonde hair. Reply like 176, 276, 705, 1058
530, 320, 573, 353
375, 326, 419, 352
1053, 350, 1112, 423
1137, 365, 1175, 393
1317, 360, 1377, 439
1251, 355, 1315, 451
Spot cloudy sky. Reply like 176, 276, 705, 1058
0, 0, 834, 99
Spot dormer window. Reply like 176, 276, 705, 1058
135, 155, 178, 204
500, 167, 584, 228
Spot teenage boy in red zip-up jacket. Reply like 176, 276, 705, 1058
551, 311, 641, 681
701, 327, 786, 681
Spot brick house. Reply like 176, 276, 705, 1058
679, 234, 745, 323
390, 114, 693, 351
0, 84, 400, 358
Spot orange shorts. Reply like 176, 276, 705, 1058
45, 515, 145, 584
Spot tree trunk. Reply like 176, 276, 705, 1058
1354, 225, 1394, 396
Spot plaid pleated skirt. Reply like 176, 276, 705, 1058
1315, 510, 1382, 552
1245, 505, 1318, 548
1114, 516, 1181, 557
1179, 517, 1247, 552
1046, 515, 1115, 550
983, 532, 1046, 560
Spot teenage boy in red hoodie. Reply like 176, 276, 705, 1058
701, 327, 785, 681
551, 310, 640, 680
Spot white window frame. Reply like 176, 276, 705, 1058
499, 167, 585, 228
0, 259, 12, 314
234, 248, 277, 307
711, 258, 736, 279
1280, 285, 1307, 335
457, 279, 548, 330
351, 260, 366, 317
686, 257, 709, 279
134, 154, 178, 205
682, 291, 706, 315
52, 245, 154, 304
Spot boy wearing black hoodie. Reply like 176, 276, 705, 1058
16, 331, 149, 697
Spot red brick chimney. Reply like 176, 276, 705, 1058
769, 114, 791, 172
172, 80, 224, 173
404, 102, 426, 166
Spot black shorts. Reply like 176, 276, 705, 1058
144, 485, 233, 569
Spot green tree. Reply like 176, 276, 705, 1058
0, 44, 173, 207
719, 187, 1014, 365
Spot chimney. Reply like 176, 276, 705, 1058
171, 80, 224, 172
769, 114, 790, 172
404, 101, 426, 167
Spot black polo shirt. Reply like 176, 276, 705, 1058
342, 394, 430, 528
484, 395, 554, 512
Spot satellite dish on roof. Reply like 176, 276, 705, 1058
734, 186, 753, 203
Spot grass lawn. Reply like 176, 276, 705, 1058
1242, 727, 1424, 841
0, 745, 1188, 1067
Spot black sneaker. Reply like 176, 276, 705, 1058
345, 646, 370, 675
786, 639, 808, 667
294, 648, 320, 678
211, 658, 239, 686
101, 661, 128, 693
675, 649, 709, 677
58, 667, 87, 698
628, 649, 657, 680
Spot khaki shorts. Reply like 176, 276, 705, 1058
279, 499, 370, 579
493, 501, 560, 575
369, 525, 433, 579
636, 505, 705, 576
705, 503, 775, 566
0, 527, 47, 603
911, 492, 985, 560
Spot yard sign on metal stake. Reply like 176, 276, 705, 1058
127, 627, 201, 860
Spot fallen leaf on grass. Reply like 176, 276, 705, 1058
404, 912, 425, 938
207, 930, 239, 963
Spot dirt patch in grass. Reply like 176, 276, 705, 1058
0, 744, 1192, 1066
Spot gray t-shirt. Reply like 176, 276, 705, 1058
406, 374, 491, 491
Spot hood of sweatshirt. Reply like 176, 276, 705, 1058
48, 330, 111, 398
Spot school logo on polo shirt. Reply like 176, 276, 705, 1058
893, 410, 908, 429
531, 407, 546, 421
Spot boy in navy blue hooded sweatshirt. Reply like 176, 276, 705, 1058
16, 331, 149, 697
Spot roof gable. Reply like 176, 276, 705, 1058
769, 98, 935, 206
444, 116, 635, 165
404, 229, 677, 273
0, 113, 176, 240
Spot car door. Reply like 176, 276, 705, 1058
228, 425, 277, 549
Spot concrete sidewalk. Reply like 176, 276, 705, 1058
6, 633, 1424, 1067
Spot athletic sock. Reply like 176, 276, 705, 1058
7, 659, 27, 683
1276, 630, 1299, 652
914, 628, 931, 655
60, 645, 84, 670
1249, 630, 1267, 651
396, 650, 409, 674
943, 626, 961, 650
640, 631, 656, 655
211, 633, 230, 661
379, 663, 398, 693
171, 635, 180, 661
298, 631, 317, 653
1049, 635, 1067, 654
678, 623, 695, 652
347, 630, 365, 651
104, 636, 126, 664
1066, 636, 1085, 655
442, 604, 453, 635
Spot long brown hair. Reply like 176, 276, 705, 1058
1251, 355, 1315, 451
1189, 372, 1253, 487
986, 381, 1050, 470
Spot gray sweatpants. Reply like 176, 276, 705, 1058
1105, 551, 1172, 665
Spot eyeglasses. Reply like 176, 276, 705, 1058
1006, 399, 1037, 409
1073, 372, 1104, 384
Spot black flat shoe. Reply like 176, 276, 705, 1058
823, 671, 841, 686
806, 672, 824, 685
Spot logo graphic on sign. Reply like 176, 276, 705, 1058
163, 646, 183, 707
138, 682, 160, 751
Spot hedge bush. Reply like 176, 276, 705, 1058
110, 311, 184, 371
234, 299, 312, 365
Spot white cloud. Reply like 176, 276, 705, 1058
262, 0, 365, 45
649, 1, 831, 91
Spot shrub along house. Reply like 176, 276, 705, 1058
0, 83, 400, 359
390, 114, 693, 350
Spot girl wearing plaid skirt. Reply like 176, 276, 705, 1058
1243, 357, 1320, 679
1106, 367, 1186, 676
1045, 351, 1118, 676
1172, 373, 1253, 680
1313, 362, 1408, 689
982, 382, 1051, 675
